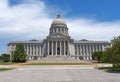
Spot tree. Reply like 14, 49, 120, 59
92, 51, 103, 62
12, 43, 27, 62
0, 55, 2, 61
110, 36, 120, 68
102, 48, 112, 63
1, 54, 10, 62
102, 36, 120, 68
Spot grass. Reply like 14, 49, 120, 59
25, 63, 92, 65
0, 68, 14, 71
0, 62, 12, 65
0, 62, 26, 65
0, 62, 93, 66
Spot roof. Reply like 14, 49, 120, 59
74, 40, 109, 44
8, 40, 43, 44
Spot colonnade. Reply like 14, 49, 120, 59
25, 45, 43, 56
50, 27, 68, 34
75, 44, 105, 56
47, 41, 68, 55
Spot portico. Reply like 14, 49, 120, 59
47, 41, 68, 56
44, 13, 72, 57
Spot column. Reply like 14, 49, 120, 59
59, 28, 61, 33
64, 41, 66, 55
42, 43, 45, 55
95, 44, 98, 51
41, 45, 42, 55
52, 41, 53, 55
89, 44, 91, 53
90, 44, 92, 54
99, 44, 101, 51
66, 41, 68, 55
64, 28, 65, 33
76, 45, 77, 55
83, 45, 85, 56
77, 45, 79, 56
32, 45, 35, 55
89, 44, 91, 56
41, 45, 43, 55
30, 45, 32, 55
35, 45, 39, 55
60, 41, 61, 55
40, 45, 41, 55
56, 41, 57, 55
32, 45, 34, 56
35, 45, 36, 56
79, 45, 81, 56
33, 45, 35, 55
102, 44, 104, 51
86, 45, 88, 56
85, 45, 87, 55
81, 45, 83, 56
57, 28, 58, 32
48, 41, 49, 55
80, 45, 82, 56
98, 44, 100, 51
27, 45, 28, 55
77, 45, 79, 55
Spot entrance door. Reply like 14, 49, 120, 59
57, 47, 60, 55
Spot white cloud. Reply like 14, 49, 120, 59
68, 19, 120, 40
0, 0, 51, 40
0, 0, 120, 54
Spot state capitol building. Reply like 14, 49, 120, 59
7, 14, 110, 60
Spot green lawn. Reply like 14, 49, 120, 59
26, 63, 92, 65
0, 68, 14, 71
0, 62, 25, 65
0, 62, 12, 65
0, 62, 93, 66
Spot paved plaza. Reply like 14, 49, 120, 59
0, 66, 120, 82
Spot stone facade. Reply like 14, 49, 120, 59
7, 14, 110, 60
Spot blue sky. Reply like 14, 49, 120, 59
0, 0, 120, 54
9, 0, 120, 21
43, 0, 120, 21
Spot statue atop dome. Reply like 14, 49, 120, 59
56, 12, 61, 19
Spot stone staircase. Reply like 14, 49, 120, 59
28, 55, 90, 63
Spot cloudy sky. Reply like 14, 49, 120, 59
0, 0, 120, 54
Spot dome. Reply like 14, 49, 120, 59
49, 14, 69, 36
51, 14, 67, 28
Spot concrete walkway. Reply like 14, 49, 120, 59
0, 66, 120, 82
